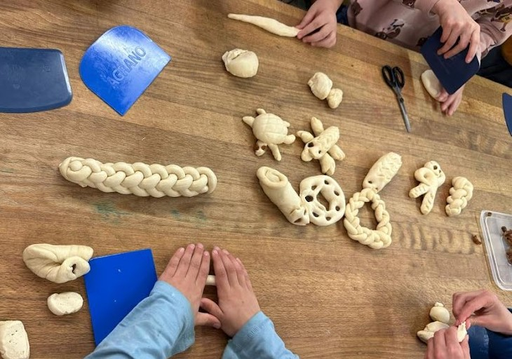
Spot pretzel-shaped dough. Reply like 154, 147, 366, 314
409, 161, 445, 215
445, 177, 473, 216
59, 157, 217, 198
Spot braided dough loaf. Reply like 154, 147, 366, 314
446, 177, 473, 216
409, 161, 446, 215
23, 244, 93, 284
59, 157, 217, 198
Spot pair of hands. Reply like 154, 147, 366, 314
296, 0, 480, 115
159, 243, 261, 337
425, 289, 512, 359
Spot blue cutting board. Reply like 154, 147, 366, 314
84, 248, 157, 345
80, 25, 171, 115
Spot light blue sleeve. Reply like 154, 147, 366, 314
222, 311, 299, 359
85, 280, 195, 359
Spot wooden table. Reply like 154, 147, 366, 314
0, 0, 511, 358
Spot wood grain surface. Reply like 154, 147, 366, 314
0, 0, 511, 358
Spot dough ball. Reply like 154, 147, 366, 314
222, 49, 258, 78
421, 69, 442, 100
47, 292, 84, 316
327, 88, 343, 109
308, 72, 333, 100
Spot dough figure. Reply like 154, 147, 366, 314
222, 49, 258, 78
409, 161, 446, 215
23, 244, 93, 284
417, 321, 450, 343
59, 157, 217, 198
0, 321, 29, 359
227, 13, 299, 37
47, 292, 84, 316
445, 177, 473, 216
257, 167, 345, 226
421, 69, 442, 100
429, 302, 450, 324
297, 117, 345, 175
243, 109, 296, 161
343, 152, 402, 249
308, 72, 344, 109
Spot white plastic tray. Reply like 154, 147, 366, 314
480, 210, 512, 291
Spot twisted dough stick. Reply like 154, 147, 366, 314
446, 177, 473, 216
59, 157, 217, 198
343, 188, 392, 249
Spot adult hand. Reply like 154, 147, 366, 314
432, 0, 480, 63
437, 85, 464, 116
425, 327, 470, 359
296, 0, 343, 48
200, 247, 261, 337
453, 289, 512, 335
159, 243, 220, 328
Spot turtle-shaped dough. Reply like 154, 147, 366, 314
243, 108, 296, 161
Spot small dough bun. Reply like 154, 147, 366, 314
47, 292, 84, 316
421, 69, 442, 100
222, 49, 259, 78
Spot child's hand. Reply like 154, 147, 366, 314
296, 0, 342, 48
200, 247, 261, 337
437, 85, 464, 116
425, 327, 470, 359
433, 0, 480, 63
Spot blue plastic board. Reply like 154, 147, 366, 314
502, 93, 512, 136
84, 248, 157, 346
0, 47, 72, 113
421, 27, 480, 95
79, 25, 171, 115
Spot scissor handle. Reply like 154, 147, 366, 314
381, 65, 395, 88
393, 66, 405, 88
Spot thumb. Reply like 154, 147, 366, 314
297, 9, 316, 31
200, 297, 223, 317
195, 312, 221, 329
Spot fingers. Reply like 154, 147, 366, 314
461, 335, 470, 358
186, 243, 204, 278
212, 247, 229, 291
196, 251, 210, 284
433, 329, 447, 358
425, 337, 434, 359
438, 28, 459, 56
437, 89, 449, 103
160, 247, 185, 280
195, 312, 221, 329
236, 257, 253, 290
175, 243, 195, 277
220, 249, 239, 286
303, 25, 331, 44
297, 8, 317, 31
466, 30, 480, 63
457, 295, 490, 326
443, 31, 471, 59
446, 94, 462, 116
298, 20, 324, 41
200, 297, 223, 319
453, 290, 485, 321
312, 31, 336, 48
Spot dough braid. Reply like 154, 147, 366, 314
59, 157, 217, 198
343, 188, 392, 249
446, 177, 473, 216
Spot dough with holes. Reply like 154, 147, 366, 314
300, 175, 346, 226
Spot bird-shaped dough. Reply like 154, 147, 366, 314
409, 161, 446, 215
297, 117, 345, 175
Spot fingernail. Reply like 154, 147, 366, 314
236, 258, 242, 263
204, 251, 209, 257
213, 246, 220, 251
222, 249, 229, 254
178, 247, 185, 253
197, 243, 204, 249
212, 250, 218, 256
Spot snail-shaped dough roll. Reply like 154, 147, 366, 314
59, 157, 217, 198
23, 244, 93, 284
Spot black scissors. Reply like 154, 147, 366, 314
382, 65, 411, 133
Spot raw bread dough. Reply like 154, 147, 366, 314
206, 275, 216, 286
429, 302, 450, 324
222, 49, 258, 78
257, 167, 345, 226
59, 157, 217, 198
297, 117, 345, 175
308, 72, 344, 109
362, 152, 402, 193
243, 109, 296, 161
457, 322, 468, 342
446, 177, 473, 216
0, 321, 29, 359
343, 188, 392, 249
421, 69, 442, 100
47, 292, 84, 316
299, 175, 345, 226
228, 13, 299, 37
417, 321, 450, 343
257, 166, 309, 225
409, 161, 446, 215
23, 244, 93, 284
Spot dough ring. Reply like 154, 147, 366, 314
343, 188, 392, 249
299, 175, 345, 226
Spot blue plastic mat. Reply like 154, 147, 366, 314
502, 93, 512, 136
80, 25, 171, 115
84, 248, 157, 346
0, 47, 72, 113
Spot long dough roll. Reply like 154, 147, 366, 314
228, 13, 300, 37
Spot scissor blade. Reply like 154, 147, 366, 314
397, 97, 411, 133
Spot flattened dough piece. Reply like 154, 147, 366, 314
228, 13, 299, 37
362, 152, 402, 193
0, 321, 29, 359
421, 69, 442, 100
47, 292, 84, 316
222, 49, 258, 78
